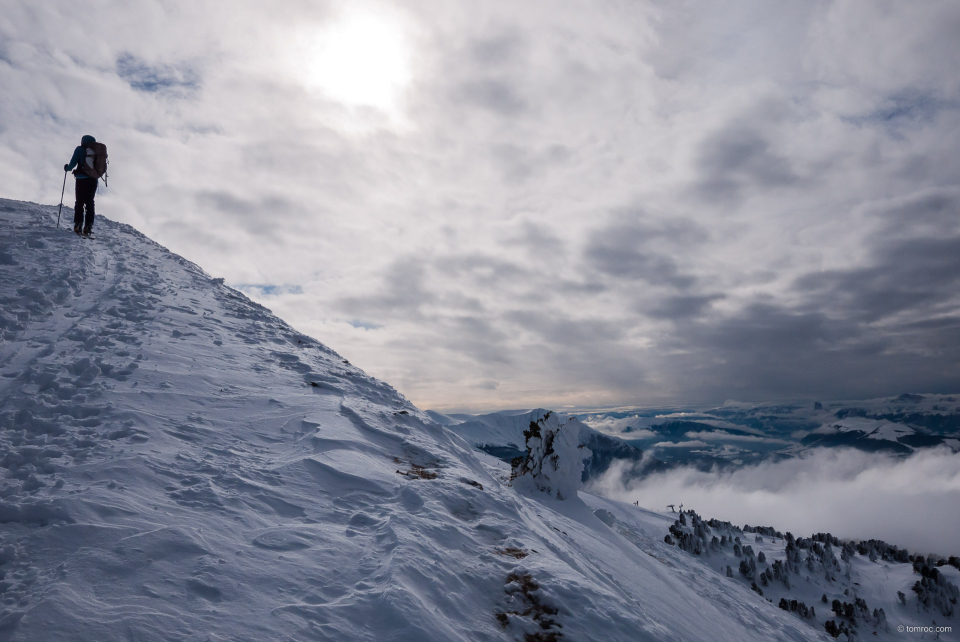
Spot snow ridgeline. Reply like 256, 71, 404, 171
0, 198, 851, 642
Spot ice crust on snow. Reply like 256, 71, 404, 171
0, 199, 842, 641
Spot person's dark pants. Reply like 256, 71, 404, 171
74, 178, 97, 231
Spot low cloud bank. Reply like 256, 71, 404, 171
589, 447, 960, 555
683, 430, 789, 444
582, 415, 655, 435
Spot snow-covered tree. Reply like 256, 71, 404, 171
912, 563, 960, 617
873, 607, 889, 632
511, 413, 591, 500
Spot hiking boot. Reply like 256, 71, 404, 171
83, 228, 93, 236
74, 223, 82, 234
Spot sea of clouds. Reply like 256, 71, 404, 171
590, 446, 960, 556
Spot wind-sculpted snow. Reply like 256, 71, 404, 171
0, 199, 829, 641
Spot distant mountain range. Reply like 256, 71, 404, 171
431, 394, 960, 474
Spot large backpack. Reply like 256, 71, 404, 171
78, 142, 109, 184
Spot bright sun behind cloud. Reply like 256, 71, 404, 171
297, 6, 413, 119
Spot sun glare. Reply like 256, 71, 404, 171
299, 7, 412, 118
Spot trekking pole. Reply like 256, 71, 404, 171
56, 169, 67, 229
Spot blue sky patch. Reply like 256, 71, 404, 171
235, 284, 303, 297
348, 319, 383, 331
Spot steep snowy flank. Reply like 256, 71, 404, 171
0, 199, 829, 641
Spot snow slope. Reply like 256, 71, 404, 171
0, 198, 829, 641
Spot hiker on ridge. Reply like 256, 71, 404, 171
64, 135, 102, 236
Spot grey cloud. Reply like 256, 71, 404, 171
116, 53, 200, 96
695, 126, 798, 203
583, 217, 705, 289
540, 324, 652, 392
665, 298, 960, 402
682, 304, 861, 358
489, 143, 572, 183
556, 279, 606, 296
196, 191, 291, 216
469, 31, 526, 66
877, 190, 960, 233
437, 315, 513, 366
496, 308, 649, 395
505, 311, 627, 347
440, 24, 533, 117
194, 191, 294, 241
337, 259, 440, 321
453, 78, 527, 115
645, 294, 724, 320
636, 190, 960, 401
795, 191, 960, 323
796, 236, 960, 323
433, 253, 528, 286
499, 221, 564, 249
336, 251, 540, 329
655, 307, 869, 401
590, 249, 690, 288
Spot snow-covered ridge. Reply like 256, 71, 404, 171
432, 408, 655, 481
0, 199, 935, 641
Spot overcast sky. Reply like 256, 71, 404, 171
3, 0, 959, 412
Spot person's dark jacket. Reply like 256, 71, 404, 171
65, 135, 97, 179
